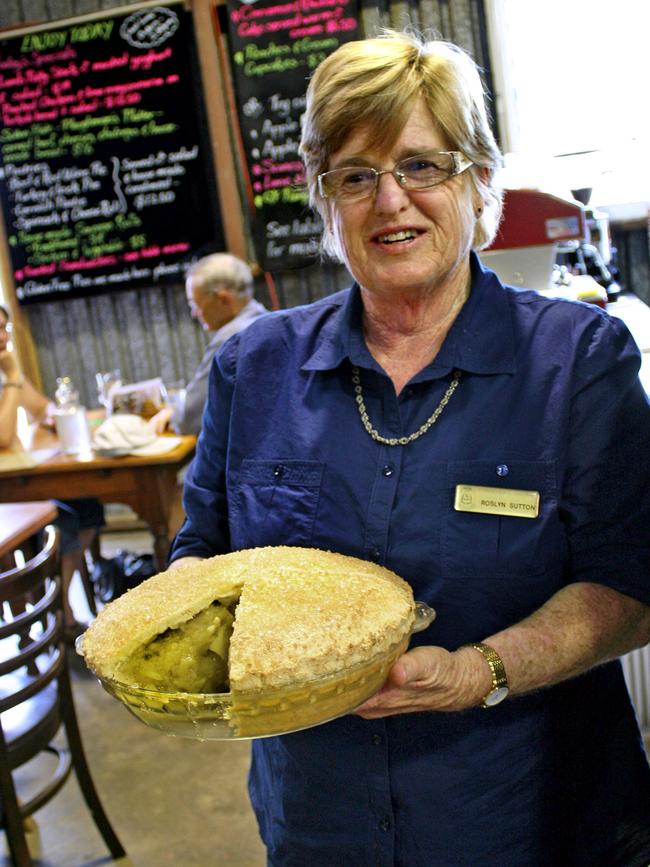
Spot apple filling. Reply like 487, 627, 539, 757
117, 601, 237, 694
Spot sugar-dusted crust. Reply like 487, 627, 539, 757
228, 547, 415, 691
79, 553, 246, 682
80, 546, 415, 694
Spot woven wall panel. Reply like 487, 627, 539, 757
2, 0, 490, 405
0, 2, 22, 28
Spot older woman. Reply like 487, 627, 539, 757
170, 31, 650, 866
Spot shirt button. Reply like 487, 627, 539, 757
369, 548, 381, 562
378, 817, 391, 832
273, 464, 284, 478
496, 464, 509, 477
381, 465, 393, 477
372, 734, 383, 745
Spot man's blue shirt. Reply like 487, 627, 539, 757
171, 255, 650, 866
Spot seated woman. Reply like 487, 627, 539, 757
1, 303, 104, 640
0, 303, 53, 446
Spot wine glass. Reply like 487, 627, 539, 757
162, 380, 186, 416
95, 369, 122, 413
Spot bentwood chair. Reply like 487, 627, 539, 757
0, 525, 125, 866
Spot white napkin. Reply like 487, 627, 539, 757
93, 414, 158, 456
128, 436, 183, 457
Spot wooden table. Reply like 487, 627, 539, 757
0, 424, 196, 569
0, 500, 58, 561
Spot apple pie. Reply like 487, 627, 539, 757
80, 546, 417, 736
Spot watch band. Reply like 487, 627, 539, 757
465, 642, 509, 708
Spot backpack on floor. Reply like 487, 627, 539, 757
91, 550, 156, 604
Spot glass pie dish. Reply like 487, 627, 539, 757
80, 601, 436, 741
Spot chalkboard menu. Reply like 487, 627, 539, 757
226, 0, 360, 271
0, 2, 224, 303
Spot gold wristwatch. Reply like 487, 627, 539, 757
465, 642, 509, 708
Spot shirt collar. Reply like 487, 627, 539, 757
301, 288, 367, 372
302, 253, 517, 378
427, 253, 517, 378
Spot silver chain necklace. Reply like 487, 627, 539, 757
351, 365, 462, 446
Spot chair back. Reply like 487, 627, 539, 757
0, 525, 63, 729
0, 524, 125, 866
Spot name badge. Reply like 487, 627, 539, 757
454, 484, 540, 519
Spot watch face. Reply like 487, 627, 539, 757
484, 686, 509, 707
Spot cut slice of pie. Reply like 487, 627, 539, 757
80, 546, 416, 736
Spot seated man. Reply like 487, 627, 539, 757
150, 254, 267, 436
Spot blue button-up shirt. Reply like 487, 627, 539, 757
171, 255, 650, 867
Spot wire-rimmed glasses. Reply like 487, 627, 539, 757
317, 150, 473, 202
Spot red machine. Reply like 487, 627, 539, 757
481, 188, 587, 291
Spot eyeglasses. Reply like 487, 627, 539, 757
0, 321, 12, 333
317, 150, 473, 202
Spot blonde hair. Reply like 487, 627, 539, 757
299, 30, 503, 258
186, 253, 253, 299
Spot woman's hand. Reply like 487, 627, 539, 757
167, 555, 204, 571
354, 645, 489, 717
148, 406, 173, 435
0, 347, 22, 382
356, 583, 650, 720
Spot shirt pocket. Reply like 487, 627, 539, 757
442, 460, 565, 577
229, 459, 325, 550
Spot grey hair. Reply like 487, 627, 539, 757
299, 29, 504, 259
186, 253, 254, 299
